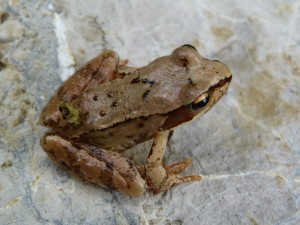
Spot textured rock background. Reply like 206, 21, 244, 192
1, 0, 300, 224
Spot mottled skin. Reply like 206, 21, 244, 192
39, 45, 232, 197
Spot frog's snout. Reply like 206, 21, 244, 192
214, 60, 232, 79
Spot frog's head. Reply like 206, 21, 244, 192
162, 44, 232, 129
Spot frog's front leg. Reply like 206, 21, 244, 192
41, 134, 146, 197
145, 130, 202, 193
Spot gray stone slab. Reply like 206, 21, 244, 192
1, 0, 299, 224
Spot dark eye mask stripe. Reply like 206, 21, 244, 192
209, 75, 232, 91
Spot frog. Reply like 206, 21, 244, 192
39, 44, 232, 197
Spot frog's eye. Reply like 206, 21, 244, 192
181, 44, 198, 51
187, 92, 210, 111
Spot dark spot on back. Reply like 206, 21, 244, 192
112, 101, 117, 107
131, 77, 140, 83
142, 79, 156, 86
188, 78, 193, 84
107, 92, 113, 97
150, 80, 156, 86
100, 111, 106, 116
93, 95, 98, 101
143, 90, 150, 99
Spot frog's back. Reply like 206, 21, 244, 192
41, 46, 227, 139
76, 59, 189, 133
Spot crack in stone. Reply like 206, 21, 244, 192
204, 170, 285, 180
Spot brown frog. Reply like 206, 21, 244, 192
39, 45, 232, 197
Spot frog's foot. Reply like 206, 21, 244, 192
163, 159, 202, 191
148, 159, 202, 193
145, 131, 202, 193
41, 134, 146, 197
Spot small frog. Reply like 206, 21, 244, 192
39, 45, 232, 197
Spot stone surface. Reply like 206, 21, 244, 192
1, 0, 300, 224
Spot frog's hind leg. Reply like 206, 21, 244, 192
41, 134, 146, 197
145, 131, 202, 193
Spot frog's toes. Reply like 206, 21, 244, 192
160, 173, 202, 193
165, 158, 193, 175
164, 158, 202, 188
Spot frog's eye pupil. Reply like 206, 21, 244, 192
188, 92, 210, 111
196, 96, 209, 108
